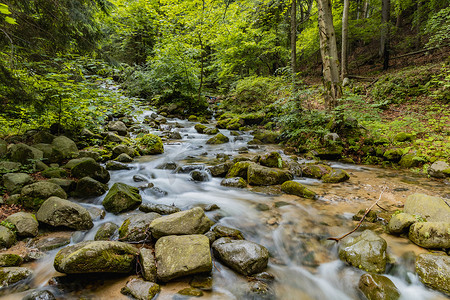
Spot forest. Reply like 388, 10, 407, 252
0, 0, 449, 299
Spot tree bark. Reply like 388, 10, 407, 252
290, 0, 297, 87
341, 0, 349, 80
380, 0, 390, 70
317, 0, 341, 109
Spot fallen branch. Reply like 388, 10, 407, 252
327, 186, 387, 242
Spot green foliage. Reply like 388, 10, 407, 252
0, 220, 16, 232
0, 3, 16, 24
425, 6, 450, 49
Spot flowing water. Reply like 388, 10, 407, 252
2, 109, 449, 300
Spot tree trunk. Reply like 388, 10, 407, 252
341, 0, 349, 80
290, 0, 297, 87
380, 0, 390, 70
317, 0, 341, 109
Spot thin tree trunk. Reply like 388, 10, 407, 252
380, 0, 390, 70
317, 0, 341, 109
290, 0, 297, 87
361, 0, 369, 19
198, 0, 205, 102
341, 0, 349, 80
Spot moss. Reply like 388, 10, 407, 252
0, 253, 23, 266
281, 181, 316, 199
322, 169, 350, 183
302, 164, 332, 179
226, 161, 253, 179
394, 132, 414, 142
194, 124, 207, 133
383, 148, 404, 161
118, 219, 130, 238
137, 134, 164, 155
206, 133, 229, 145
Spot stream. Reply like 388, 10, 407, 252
3, 108, 449, 300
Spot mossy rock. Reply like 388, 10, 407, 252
220, 177, 247, 188
95, 222, 119, 241
2, 173, 34, 194
0, 226, 16, 249
387, 212, 417, 234
206, 133, 229, 145
102, 183, 142, 214
259, 152, 283, 168
0, 253, 23, 267
281, 181, 316, 199
139, 248, 157, 282
188, 115, 199, 122
20, 181, 67, 210
226, 118, 242, 130
247, 164, 293, 186
0, 267, 33, 288
415, 253, 450, 295
383, 148, 404, 162
394, 132, 413, 142
302, 164, 332, 179
252, 131, 279, 144
408, 222, 450, 249
71, 158, 110, 184
358, 273, 400, 300
5, 212, 39, 237
121, 278, 160, 300
118, 213, 161, 243
41, 167, 68, 179
204, 127, 219, 135
212, 225, 244, 240
7, 143, 43, 165
194, 124, 207, 133
75, 176, 108, 197
322, 169, 350, 183
399, 153, 423, 168
137, 134, 164, 155
216, 119, 230, 129
226, 161, 254, 179
178, 287, 203, 297
51, 136, 79, 163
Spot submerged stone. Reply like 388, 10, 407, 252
358, 273, 400, 300
281, 181, 316, 199
322, 169, 350, 183
0, 267, 33, 288
206, 133, 229, 144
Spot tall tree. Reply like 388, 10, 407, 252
341, 0, 349, 80
290, 0, 297, 87
380, 0, 390, 70
317, 0, 341, 109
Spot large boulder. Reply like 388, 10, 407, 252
0, 161, 21, 173
301, 164, 332, 179
112, 144, 137, 159
51, 136, 79, 162
71, 158, 110, 184
281, 181, 316, 199
36, 197, 93, 230
427, 160, 450, 178
48, 178, 77, 193
7, 143, 43, 164
107, 121, 128, 136
2, 173, 34, 194
94, 222, 119, 241
32, 143, 53, 161
338, 230, 387, 273
0, 253, 23, 267
139, 248, 157, 282
358, 273, 400, 300
0, 226, 16, 248
118, 213, 161, 242
404, 193, 450, 222
149, 207, 213, 239
54, 241, 139, 274
156, 235, 212, 282
259, 152, 283, 168
206, 133, 229, 145
102, 183, 142, 214
121, 278, 160, 300
20, 181, 67, 210
75, 176, 109, 197
247, 164, 293, 186
137, 134, 164, 155
5, 212, 39, 237
387, 213, 417, 234
322, 169, 350, 183
41, 167, 68, 179
0, 267, 33, 288
226, 161, 253, 179
212, 238, 269, 276
416, 253, 450, 295
408, 222, 450, 249
0, 138, 7, 157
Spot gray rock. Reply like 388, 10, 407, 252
190, 170, 210, 182
0, 161, 21, 172
51, 136, 79, 162
47, 178, 76, 193
212, 225, 244, 240
338, 230, 387, 273
322, 169, 350, 183
75, 177, 108, 197
0, 253, 23, 266
36, 196, 93, 230
63, 157, 92, 169
107, 121, 128, 136
408, 222, 450, 249
31, 131, 55, 144
22, 289, 56, 300
416, 253, 450, 295
104, 132, 127, 143
150, 207, 214, 239
139, 248, 157, 282
94, 222, 119, 241
121, 278, 160, 300
155, 161, 178, 170
32, 143, 53, 161
102, 182, 142, 214
106, 160, 132, 170
156, 235, 212, 282
247, 164, 293, 186
0, 138, 7, 157
77, 150, 101, 161
118, 213, 161, 243
71, 158, 110, 184
212, 237, 269, 275
41, 167, 67, 179
54, 241, 139, 274
404, 193, 450, 222
29, 233, 71, 252
8, 143, 43, 164
139, 203, 180, 215
2, 173, 34, 193
207, 162, 232, 177
116, 153, 133, 163
20, 181, 67, 210
5, 212, 39, 237
387, 213, 417, 234
427, 160, 450, 178
0, 267, 33, 288
220, 177, 247, 188
358, 273, 400, 300
112, 144, 137, 159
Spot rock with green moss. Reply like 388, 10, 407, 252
302, 164, 332, 179
156, 234, 212, 282
5, 212, 39, 237
415, 253, 450, 295
2, 173, 34, 194
116, 153, 133, 163
0, 139, 7, 157
48, 178, 76, 193
259, 152, 283, 168
102, 183, 142, 214
194, 124, 207, 133
75, 176, 108, 197
139, 248, 157, 282
119, 213, 161, 242
387, 213, 417, 234
0, 253, 23, 267
112, 144, 137, 159
226, 118, 242, 130
107, 120, 128, 136
20, 181, 67, 210
212, 225, 244, 240
281, 181, 316, 199
427, 160, 450, 178
322, 169, 350, 183
408, 222, 450, 249
0, 226, 16, 248
0, 267, 33, 288
54, 241, 139, 274
78, 150, 101, 161
36, 196, 93, 230
51, 136, 79, 163
7, 143, 43, 164
247, 164, 293, 186
105, 160, 132, 170
338, 230, 387, 273
178, 287, 204, 297
121, 278, 160, 300
220, 177, 247, 188
41, 167, 68, 179
63, 157, 93, 169
353, 209, 378, 223
204, 127, 219, 135
94, 222, 119, 241
404, 193, 450, 222
0, 161, 21, 173
138, 134, 164, 155
358, 273, 400, 300
226, 161, 254, 179
150, 207, 213, 239
216, 119, 230, 129
71, 158, 110, 184
207, 162, 233, 177
252, 131, 279, 144
398, 153, 422, 168
206, 133, 229, 145
212, 237, 269, 276
383, 148, 404, 162
316, 146, 343, 160
394, 132, 413, 142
